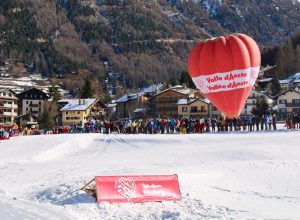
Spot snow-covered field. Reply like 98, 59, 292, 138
0, 128, 300, 219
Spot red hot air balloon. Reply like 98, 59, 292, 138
188, 34, 261, 118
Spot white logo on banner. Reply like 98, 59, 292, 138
115, 177, 136, 202
192, 67, 260, 94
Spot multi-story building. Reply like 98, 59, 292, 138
149, 85, 202, 118
116, 93, 150, 119
273, 89, 300, 117
256, 65, 276, 93
177, 98, 220, 118
59, 99, 106, 125
15, 112, 39, 128
279, 73, 300, 90
241, 89, 273, 116
115, 84, 164, 119
0, 89, 18, 127
17, 88, 49, 117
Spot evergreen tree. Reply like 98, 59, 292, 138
48, 85, 62, 102
291, 30, 300, 48
251, 95, 270, 117
40, 106, 54, 130
280, 39, 296, 76
274, 53, 285, 79
103, 93, 112, 104
81, 76, 94, 98
179, 71, 196, 88
295, 45, 300, 72
270, 74, 281, 96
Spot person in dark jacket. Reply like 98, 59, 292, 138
255, 116, 260, 131
211, 117, 216, 132
272, 114, 277, 130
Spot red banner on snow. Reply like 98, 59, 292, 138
95, 174, 181, 203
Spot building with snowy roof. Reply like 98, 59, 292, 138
58, 99, 106, 125
255, 65, 277, 93
241, 89, 273, 116
273, 89, 300, 117
17, 88, 49, 118
149, 85, 203, 118
177, 98, 220, 118
0, 89, 18, 127
115, 84, 164, 119
279, 73, 300, 90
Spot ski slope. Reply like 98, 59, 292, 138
0, 129, 300, 219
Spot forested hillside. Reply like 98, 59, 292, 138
1, 0, 300, 95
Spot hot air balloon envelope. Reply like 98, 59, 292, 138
188, 34, 261, 118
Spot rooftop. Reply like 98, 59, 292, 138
155, 85, 198, 97
116, 83, 164, 103
273, 89, 300, 98
59, 99, 97, 112
280, 73, 300, 84
177, 98, 210, 105
257, 78, 273, 83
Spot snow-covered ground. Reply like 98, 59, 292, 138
0, 128, 300, 219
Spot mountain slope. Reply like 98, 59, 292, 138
1, 0, 300, 92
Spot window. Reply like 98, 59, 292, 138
26, 101, 28, 104
201, 106, 205, 112
3, 92, 6, 96
66, 117, 80, 120
292, 108, 300, 113
182, 107, 187, 112
293, 99, 300, 104
77, 111, 80, 114
66, 111, 68, 114
279, 108, 287, 113
191, 106, 197, 113
279, 99, 287, 104
8, 92, 11, 97
26, 108, 28, 112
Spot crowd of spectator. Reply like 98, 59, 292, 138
1, 114, 299, 139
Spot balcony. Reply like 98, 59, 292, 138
0, 112, 15, 116
0, 103, 17, 108
29, 104, 40, 107
190, 110, 207, 113
0, 122, 13, 126
286, 103, 300, 107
